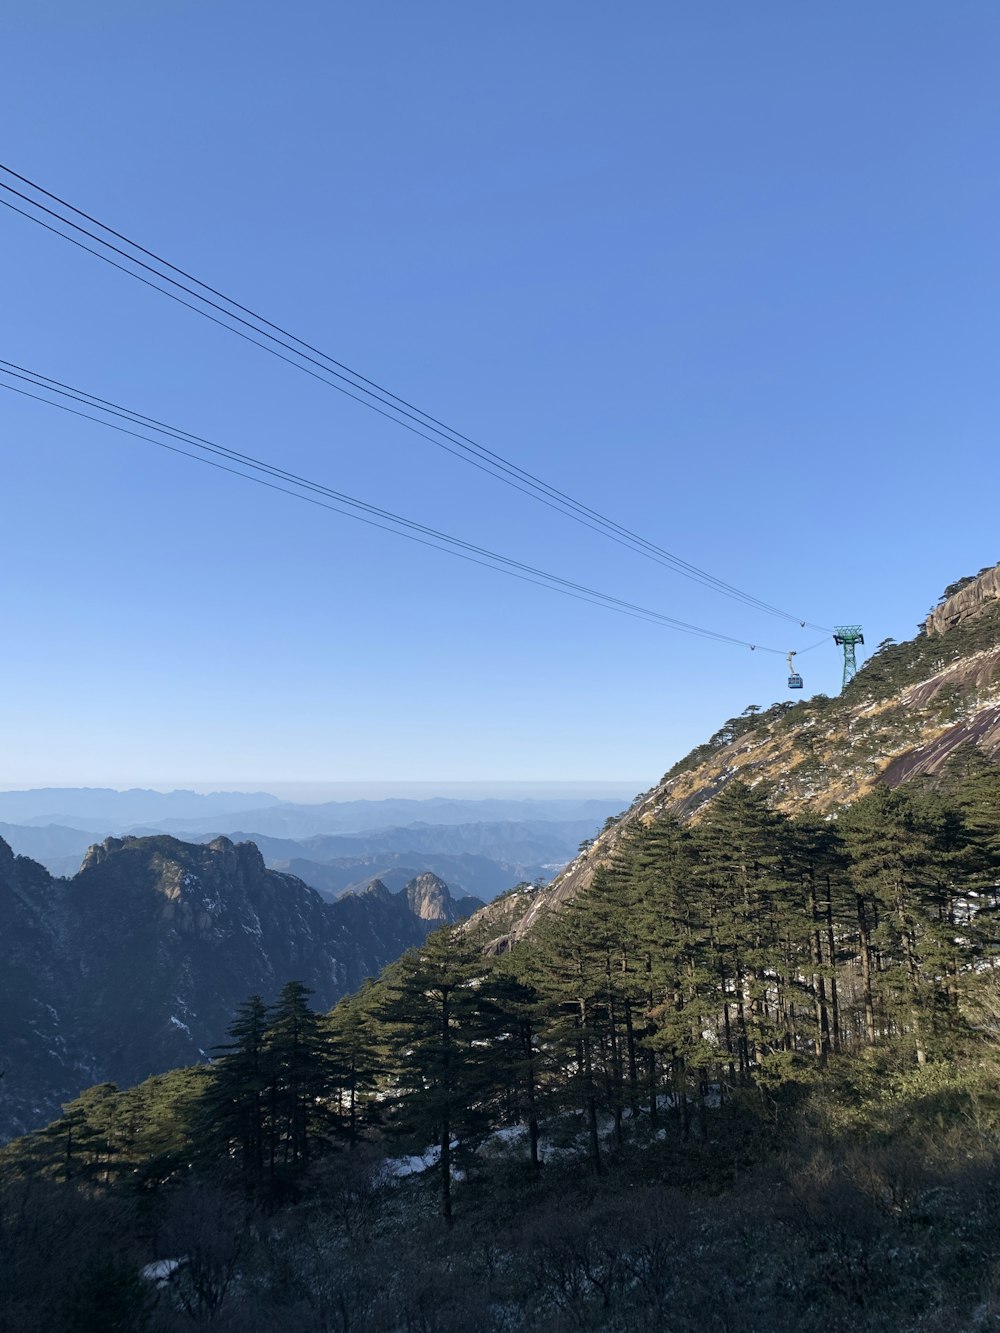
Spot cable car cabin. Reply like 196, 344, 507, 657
788, 672, 803, 690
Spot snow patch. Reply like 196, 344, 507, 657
378, 1142, 465, 1182
142, 1258, 184, 1283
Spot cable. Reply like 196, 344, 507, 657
0, 360, 793, 654
2, 362, 783, 649
795, 637, 832, 655
0, 163, 831, 633
0, 191, 759, 596
0, 180, 818, 628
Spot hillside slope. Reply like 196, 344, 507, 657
476, 562, 1000, 947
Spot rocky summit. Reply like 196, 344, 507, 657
0, 834, 482, 1141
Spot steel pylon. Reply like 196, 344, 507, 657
833, 626, 864, 689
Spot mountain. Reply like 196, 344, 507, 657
0, 787, 280, 829
475, 561, 1000, 948
141, 797, 624, 840
402, 870, 483, 921
0, 818, 596, 891
6, 569, 999, 1331
0, 801, 618, 891
252, 819, 601, 862
0, 822, 97, 877
0, 819, 599, 898
216, 820, 599, 899
275, 853, 541, 902
0, 835, 481, 1142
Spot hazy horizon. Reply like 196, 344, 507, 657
0, 779, 648, 804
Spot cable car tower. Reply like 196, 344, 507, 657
833, 626, 864, 689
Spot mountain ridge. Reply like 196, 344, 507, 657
0, 833, 481, 1141
473, 560, 1000, 949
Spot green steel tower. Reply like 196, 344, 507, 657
833, 626, 864, 689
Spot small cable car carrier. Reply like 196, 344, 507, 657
787, 651, 803, 690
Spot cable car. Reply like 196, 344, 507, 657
787, 652, 803, 690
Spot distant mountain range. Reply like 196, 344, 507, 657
224, 821, 598, 897
275, 854, 539, 902
0, 821, 99, 877
0, 833, 481, 1142
0, 801, 622, 894
0, 790, 624, 838
0, 787, 281, 827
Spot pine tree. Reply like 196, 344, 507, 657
199, 995, 271, 1189
480, 955, 546, 1170
691, 783, 797, 1081
377, 926, 492, 1220
52, 1083, 124, 1186
265, 981, 336, 1174
326, 982, 382, 1148
787, 815, 850, 1059
626, 817, 705, 1121
841, 788, 941, 1064
529, 901, 611, 1170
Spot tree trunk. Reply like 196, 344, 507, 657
825, 879, 841, 1053
857, 895, 876, 1046
442, 988, 453, 1220
897, 883, 927, 1067
623, 996, 639, 1117
579, 996, 601, 1171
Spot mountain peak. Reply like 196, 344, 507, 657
363, 878, 393, 901
404, 871, 452, 921
80, 835, 126, 871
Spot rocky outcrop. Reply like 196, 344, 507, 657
926, 563, 1000, 636
405, 872, 452, 920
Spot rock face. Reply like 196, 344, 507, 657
925, 564, 1000, 636
403, 871, 482, 922
473, 562, 1000, 951
0, 835, 480, 1141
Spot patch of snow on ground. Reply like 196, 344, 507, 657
169, 1016, 191, 1034
142, 1258, 184, 1283
378, 1142, 465, 1183
380, 1148, 439, 1180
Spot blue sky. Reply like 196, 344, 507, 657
2, 2, 999, 792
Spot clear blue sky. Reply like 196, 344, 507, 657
2, 2, 998, 791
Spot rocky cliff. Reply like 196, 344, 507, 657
925, 564, 1000, 636
0, 835, 480, 1141
403, 870, 483, 922
475, 562, 1000, 949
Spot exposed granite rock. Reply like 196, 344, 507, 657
405, 871, 451, 920
926, 562, 1000, 636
